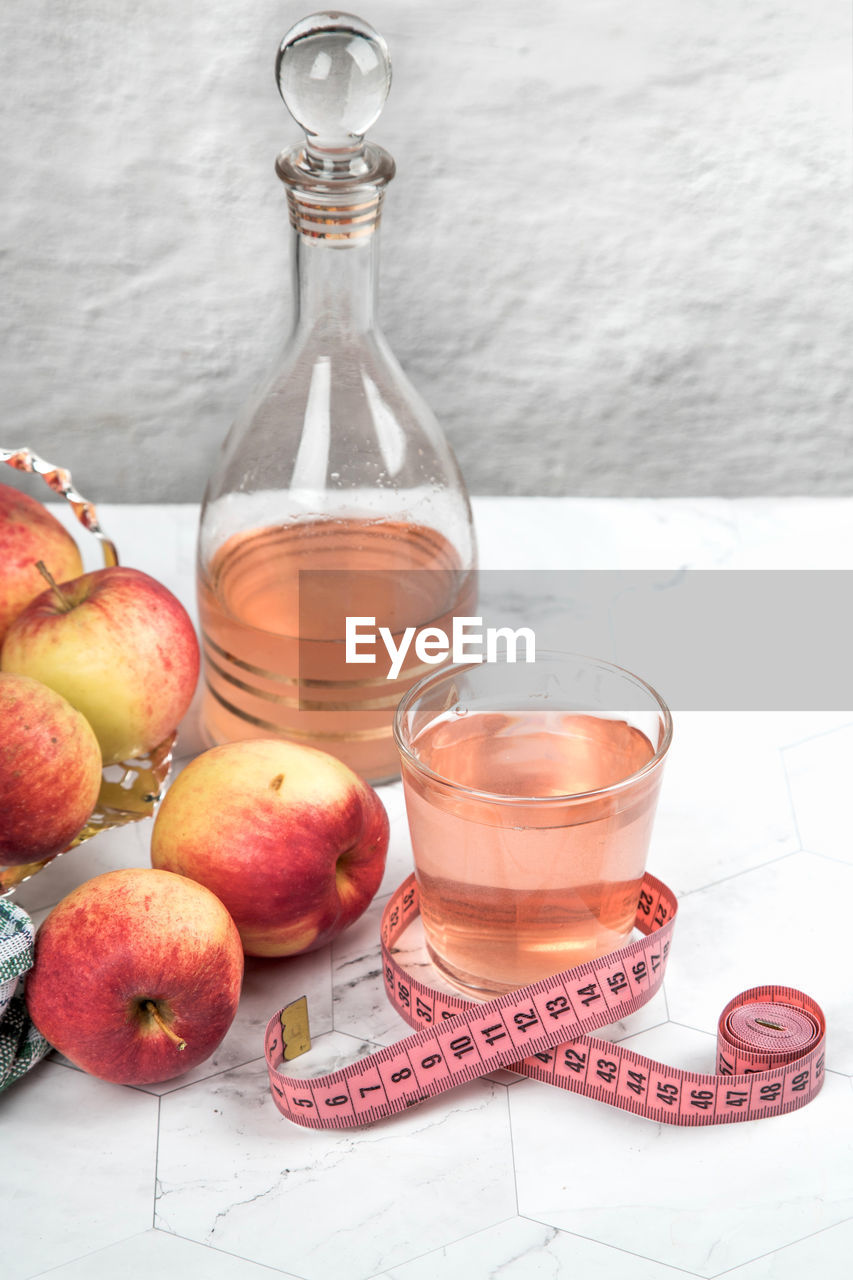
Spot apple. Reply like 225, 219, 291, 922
0, 672, 103, 867
0, 482, 83, 644
1, 565, 200, 765
25, 867, 244, 1085
150, 739, 389, 957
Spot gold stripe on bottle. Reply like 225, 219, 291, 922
201, 630, 434, 690
201, 633, 299, 683
204, 680, 392, 740
203, 649, 407, 711
286, 192, 383, 241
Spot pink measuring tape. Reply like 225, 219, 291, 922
264, 871, 826, 1129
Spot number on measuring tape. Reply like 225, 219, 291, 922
596, 1058, 618, 1084
626, 1070, 647, 1097
656, 1080, 680, 1107
513, 1008, 539, 1034
415, 995, 433, 1023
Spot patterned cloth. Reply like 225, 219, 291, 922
0, 898, 51, 1092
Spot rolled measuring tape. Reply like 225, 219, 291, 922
264, 871, 826, 1130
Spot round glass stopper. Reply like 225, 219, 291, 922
276, 12, 392, 153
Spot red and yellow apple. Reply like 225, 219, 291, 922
1, 565, 200, 764
0, 672, 103, 867
0, 482, 83, 644
25, 867, 244, 1085
150, 739, 389, 957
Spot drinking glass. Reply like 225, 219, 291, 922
394, 652, 672, 999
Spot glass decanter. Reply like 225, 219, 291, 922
197, 12, 476, 784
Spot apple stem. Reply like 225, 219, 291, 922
144, 1000, 187, 1051
36, 560, 74, 613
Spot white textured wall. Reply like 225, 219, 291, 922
0, 1, 850, 500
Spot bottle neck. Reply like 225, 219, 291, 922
290, 222, 380, 336
277, 142, 394, 340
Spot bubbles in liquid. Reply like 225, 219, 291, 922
454, 705, 468, 717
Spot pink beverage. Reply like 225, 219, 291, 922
396, 661, 671, 999
197, 517, 473, 784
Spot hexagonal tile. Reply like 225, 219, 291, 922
650, 712, 798, 896
720, 1214, 853, 1277
3, 1059, 159, 1280
378, 1215, 689, 1278
24, 1228, 294, 1279
509, 1023, 853, 1277
155, 1056, 516, 1280
665, 851, 853, 1072
783, 723, 853, 865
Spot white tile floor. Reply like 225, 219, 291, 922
4, 499, 852, 1280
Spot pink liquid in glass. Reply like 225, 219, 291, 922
401, 708, 663, 997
